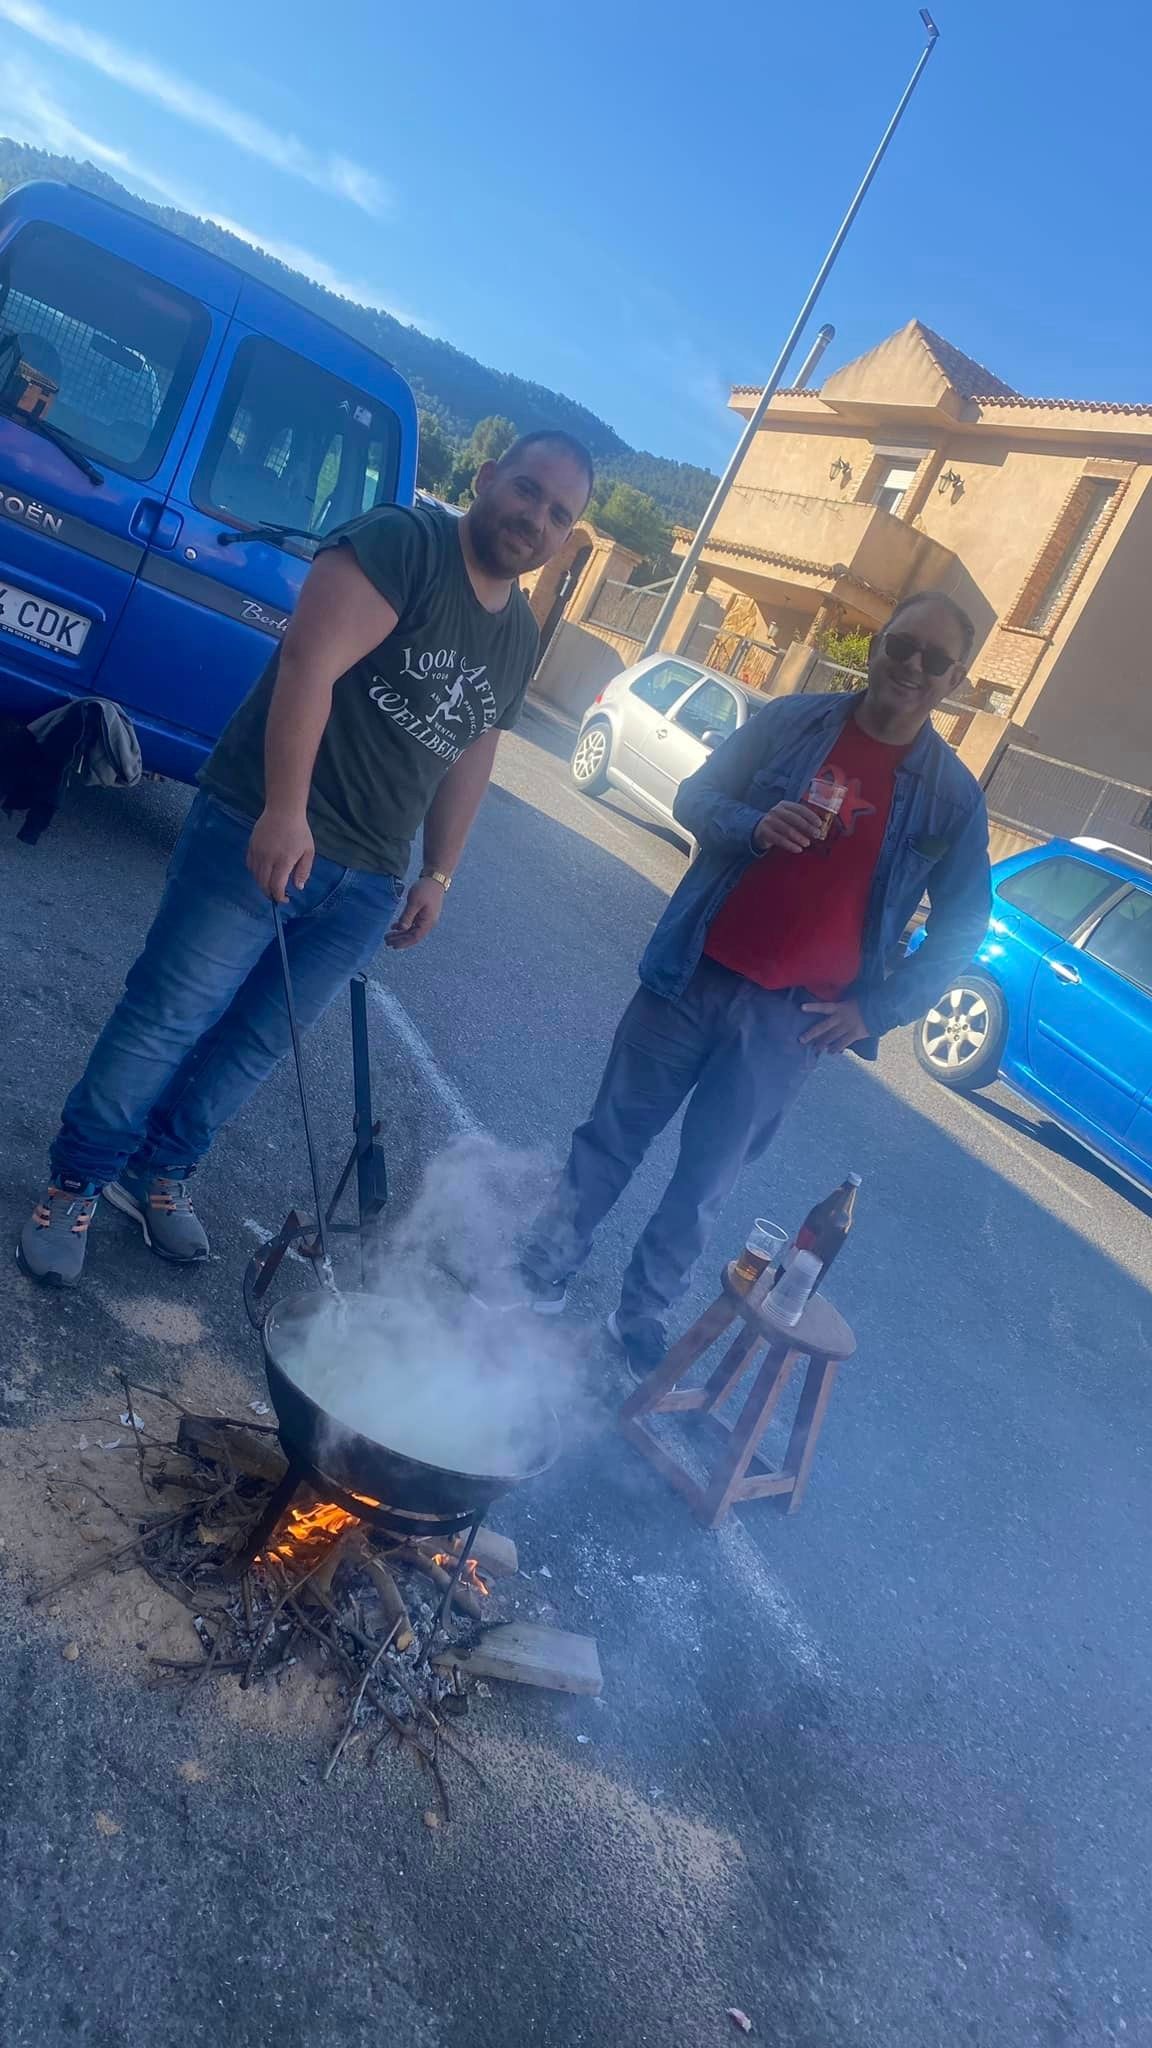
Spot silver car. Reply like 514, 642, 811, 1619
569, 655, 757, 848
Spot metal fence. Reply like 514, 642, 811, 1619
685, 626, 783, 692
806, 656, 867, 695
983, 743, 1152, 861
585, 579, 662, 644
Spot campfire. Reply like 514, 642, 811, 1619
28, 1376, 515, 1803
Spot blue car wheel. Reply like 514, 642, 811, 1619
914, 971, 1007, 1092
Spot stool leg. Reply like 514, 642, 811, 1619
619, 1295, 736, 1421
702, 1325, 763, 1415
699, 1341, 799, 1528
778, 1355, 841, 1514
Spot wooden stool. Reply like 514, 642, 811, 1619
618, 1266, 857, 1529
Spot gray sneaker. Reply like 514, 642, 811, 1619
105, 1169, 209, 1264
18, 1182, 99, 1287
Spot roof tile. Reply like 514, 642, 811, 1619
914, 323, 1017, 400
732, 324, 1152, 417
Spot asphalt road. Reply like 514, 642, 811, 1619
1, 700, 1150, 2048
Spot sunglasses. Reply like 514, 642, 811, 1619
882, 629, 956, 679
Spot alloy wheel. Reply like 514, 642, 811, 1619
920, 986, 991, 1071
572, 726, 608, 784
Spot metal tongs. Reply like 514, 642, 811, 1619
242, 906, 389, 1326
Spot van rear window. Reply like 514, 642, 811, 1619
0, 223, 209, 480
192, 335, 400, 547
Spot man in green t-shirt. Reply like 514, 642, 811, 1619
20, 430, 593, 1288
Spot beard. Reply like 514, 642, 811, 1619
468, 499, 542, 577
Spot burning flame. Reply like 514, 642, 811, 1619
431, 1552, 491, 1597
262, 1495, 489, 1599
267, 1489, 384, 1561
272, 1499, 360, 1558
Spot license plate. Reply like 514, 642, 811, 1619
0, 582, 91, 655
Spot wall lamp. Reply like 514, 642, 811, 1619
938, 466, 964, 495
829, 456, 853, 484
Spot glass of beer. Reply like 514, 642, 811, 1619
732, 1219, 789, 1293
805, 774, 847, 840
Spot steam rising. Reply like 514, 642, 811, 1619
275, 1138, 576, 1480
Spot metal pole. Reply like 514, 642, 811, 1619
272, 904, 336, 1287
641, 10, 940, 659
792, 322, 836, 392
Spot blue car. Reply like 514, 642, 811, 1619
0, 180, 418, 781
909, 837, 1152, 1195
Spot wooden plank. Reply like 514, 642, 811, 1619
436, 1625, 603, 1696
444, 1528, 519, 1578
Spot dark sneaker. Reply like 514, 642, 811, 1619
105, 1169, 209, 1264
18, 1181, 99, 1287
471, 1262, 568, 1315
606, 1309, 668, 1380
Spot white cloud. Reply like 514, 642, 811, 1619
0, 0, 391, 214
0, 62, 426, 328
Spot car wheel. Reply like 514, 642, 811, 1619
914, 973, 1006, 1092
571, 719, 612, 796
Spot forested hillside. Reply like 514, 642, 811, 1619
0, 140, 717, 525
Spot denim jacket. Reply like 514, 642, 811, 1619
639, 691, 991, 1055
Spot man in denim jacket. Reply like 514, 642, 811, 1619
511, 590, 991, 1373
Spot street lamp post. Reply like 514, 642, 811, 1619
641, 10, 941, 660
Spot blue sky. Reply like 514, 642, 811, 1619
0, 0, 1147, 469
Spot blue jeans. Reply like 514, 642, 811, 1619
523, 960, 818, 1333
51, 793, 403, 1189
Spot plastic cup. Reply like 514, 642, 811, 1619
731, 1219, 789, 1294
805, 775, 847, 840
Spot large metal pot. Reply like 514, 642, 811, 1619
260, 1290, 560, 1528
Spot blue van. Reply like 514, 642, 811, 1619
0, 181, 418, 780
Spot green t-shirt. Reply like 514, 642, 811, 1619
200, 500, 539, 876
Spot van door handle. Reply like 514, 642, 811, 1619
655, 726, 668, 738
1049, 960, 1081, 984
129, 501, 183, 549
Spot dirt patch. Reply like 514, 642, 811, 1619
93, 1292, 209, 1348
479, 1730, 746, 1936
0, 1367, 329, 1733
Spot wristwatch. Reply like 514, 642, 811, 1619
421, 866, 453, 891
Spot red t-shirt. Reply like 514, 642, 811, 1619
704, 717, 912, 998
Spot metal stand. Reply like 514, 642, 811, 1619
430, 1513, 485, 1640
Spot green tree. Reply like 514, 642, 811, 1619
416, 410, 459, 494
466, 415, 518, 464
818, 623, 873, 673
449, 414, 519, 501
588, 482, 670, 561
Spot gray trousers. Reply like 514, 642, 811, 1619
524, 959, 819, 1333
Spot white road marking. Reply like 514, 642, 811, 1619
663, 1423, 828, 1676
241, 1217, 305, 1261
365, 979, 479, 1135
714, 1520, 828, 1676
945, 1092, 1091, 1207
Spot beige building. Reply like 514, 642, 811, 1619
667, 321, 1152, 852
527, 321, 1152, 858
